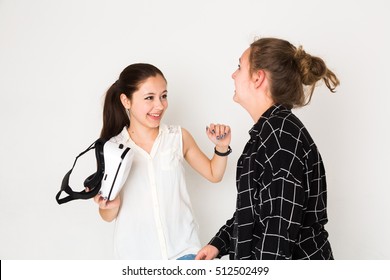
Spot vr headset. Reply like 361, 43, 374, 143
56, 138, 134, 204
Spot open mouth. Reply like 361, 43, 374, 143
148, 112, 162, 120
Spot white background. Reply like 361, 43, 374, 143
0, 0, 389, 260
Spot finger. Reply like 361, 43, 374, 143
209, 124, 216, 135
217, 126, 230, 141
99, 199, 108, 209
215, 124, 222, 139
206, 126, 213, 137
218, 125, 228, 140
195, 251, 206, 260
207, 124, 218, 142
223, 125, 230, 135
93, 194, 102, 203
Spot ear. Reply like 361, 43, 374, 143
120, 93, 131, 109
252, 69, 266, 89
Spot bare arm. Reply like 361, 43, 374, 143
182, 124, 231, 183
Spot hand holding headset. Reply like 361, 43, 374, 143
56, 139, 133, 204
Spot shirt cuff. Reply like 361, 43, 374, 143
209, 236, 228, 258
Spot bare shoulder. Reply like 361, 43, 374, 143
181, 127, 196, 142
181, 127, 190, 137
181, 127, 197, 156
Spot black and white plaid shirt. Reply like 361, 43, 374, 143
210, 105, 333, 259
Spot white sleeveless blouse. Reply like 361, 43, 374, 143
110, 124, 201, 259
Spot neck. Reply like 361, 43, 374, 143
128, 118, 160, 138
128, 124, 159, 141
127, 124, 160, 154
248, 76, 275, 122
249, 95, 274, 123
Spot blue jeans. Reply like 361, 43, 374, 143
177, 254, 196, 260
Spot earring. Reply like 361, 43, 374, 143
126, 108, 130, 120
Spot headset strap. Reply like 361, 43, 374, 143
56, 140, 101, 205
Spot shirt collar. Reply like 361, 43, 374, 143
119, 123, 168, 143
249, 104, 289, 138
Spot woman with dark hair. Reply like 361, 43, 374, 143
196, 37, 340, 260
93, 63, 231, 260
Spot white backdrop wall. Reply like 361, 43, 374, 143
0, 0, 389, 260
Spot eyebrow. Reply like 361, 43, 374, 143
144, 90, 168, 95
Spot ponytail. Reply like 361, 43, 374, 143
294, 46, 340, 105
100, 80, 129, 140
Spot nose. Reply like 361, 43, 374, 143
154, 98, 164, 109
232, 70, 237, 79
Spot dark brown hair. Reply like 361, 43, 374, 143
100, 63, 166, 140
249, 37, 340, 109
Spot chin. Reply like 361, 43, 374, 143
233, 94, 239, 103
150, 122, 161, 128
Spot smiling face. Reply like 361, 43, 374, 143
126, 74, 168, 130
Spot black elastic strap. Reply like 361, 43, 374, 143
56, 140, 102, 205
